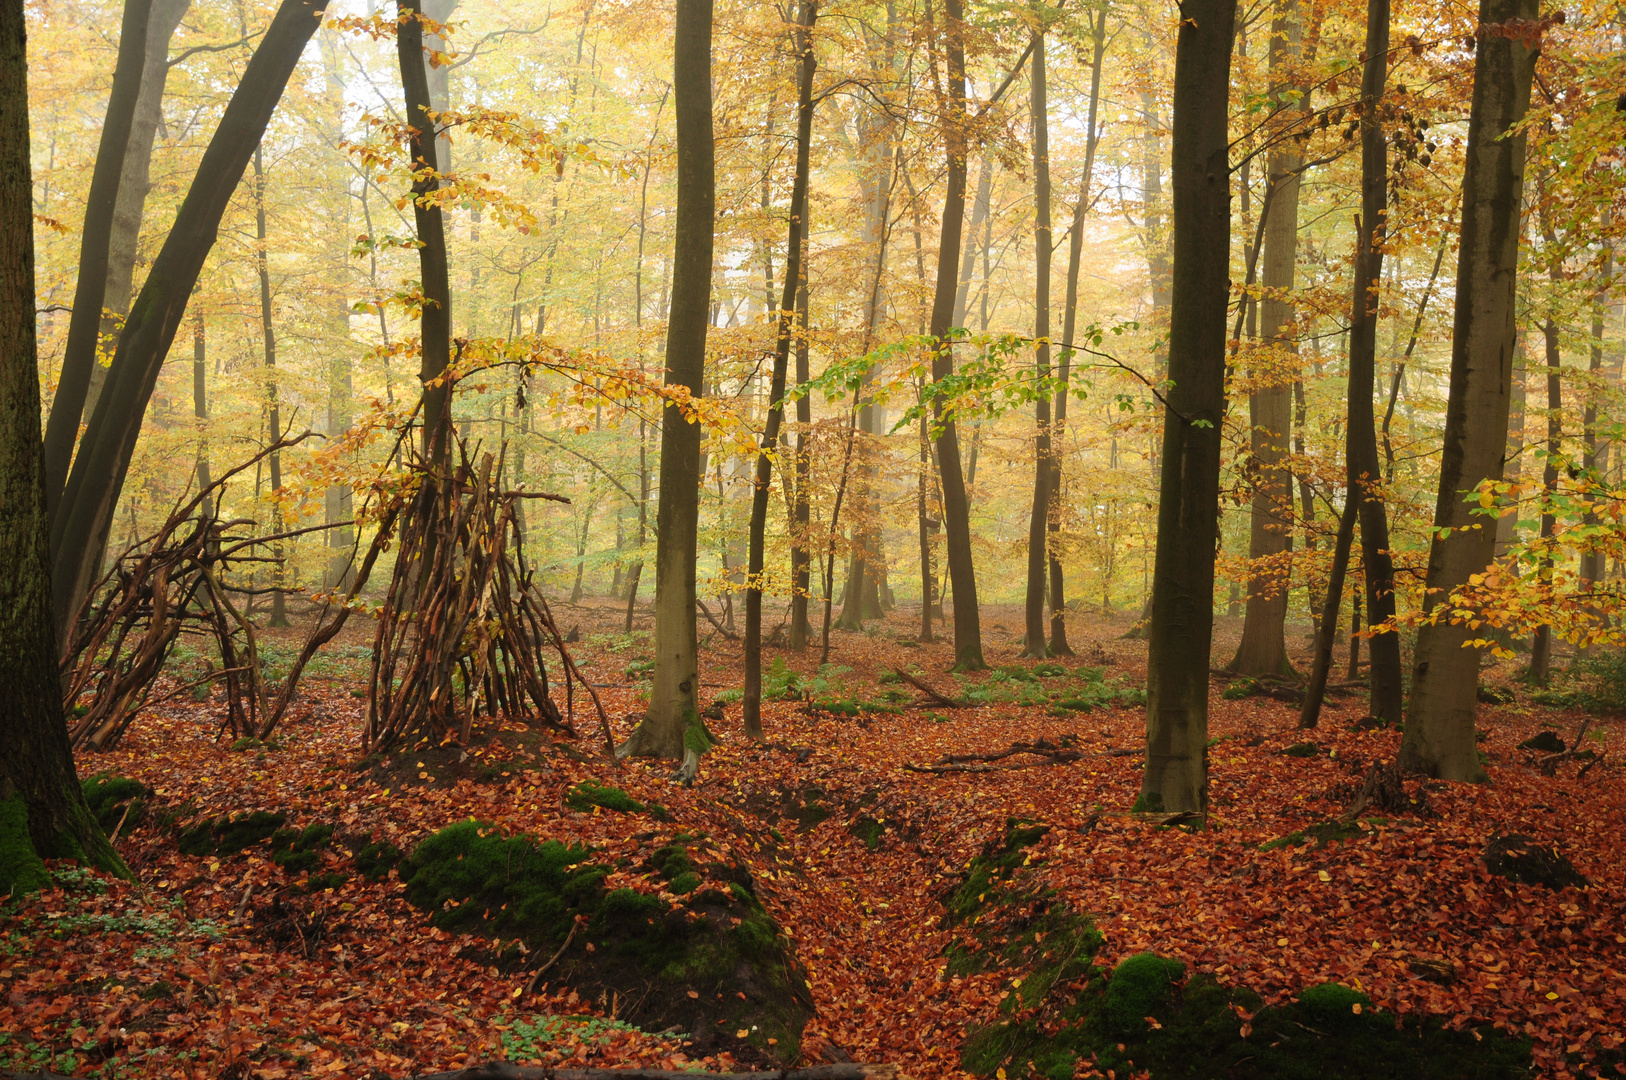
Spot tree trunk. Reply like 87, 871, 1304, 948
320, 30, 354, 591
398, 0, 452, 465
40, 0, 153, 510
192, 311, 211, 520
789, 226, 813, 650
86, 0, 192, 422
1343, 0, 1402, 722
1050, 2, 1106, 657
928, 0, 985, 671
1298, 493, 1358, 728
1022, 21, 1054, 658
1579, 240, 1611, 592
1230, 0, 1301, 677
622, 0, 713, 763
1138, 0, 1235, 815
951, 158, 992, 331
49, 0, 326, 644
743, 0, 815, 742
0, 0, 127, 891
1400, 0, 1538, 781
1528, 311, 1561, 684
252, 145, 290, 627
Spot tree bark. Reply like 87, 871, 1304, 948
1022, 20, 1054, 658
0, 0, 127, 891
1400, 0, 1539, 781
252, 145, 290, 627
86, 0, 192, 422
397, 0, 452, 465
928, 0, 984, 671
1343, 0, 1402, 722
1138, 0, 1235, 815
1528, 310, 1561, 684
743, 0, 816, 741
1050, 2, 1106, 657
48, 0, 326, 644
1230, 0, 1301, 677
40, 0, 153, 510
622, 0, 713, 761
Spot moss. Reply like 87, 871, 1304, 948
401, 820, 812, 1061
80, 774, 150, 835
1130, 790, 1165, 814
269, 823, 334, 873
1222, 678, 1258, 700
1278, 742, 1322, 758
566, 781, 646, 814
1101, 953, 1186, 1036
0, 794, 50, 898
353, 840, 403, 881
1259, 820, 1367, 852
683, 710, 715, 756
178, 810, 287, 856
849, 815, 886, 851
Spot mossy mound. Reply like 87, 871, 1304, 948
353, 839, 402, 881
269, 823, 334, 873
1482, 834, 1589, 890
1515, 730, 1564, 753
402, 820, 813, 1061
950, 821, 1530, 1080
81, 774, 150, 835
177, 810, 287, 856
565, 780, 666, 819
1277, 742, 1322, 758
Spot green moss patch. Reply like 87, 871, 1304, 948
177, 810, 287, 856
269, 823, 334, 873
0, 794, 50, 898
565, 781, 644, 814
353, 840, 403, 881
1259, 819, 1370, 852
402, 820, 812, 1061
80, 774, 150, 835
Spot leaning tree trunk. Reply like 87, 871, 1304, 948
1343, 0, 1403, 722
1230, 0, 1301, 677
928, 0, 985, 671
621, 0, 714, 765
1400, 0, 1539, 781
743, 0, 816, 741
0, 0, 127, 892
1021, 21, 1054, 658
48, 0, 326, 644
1138, 0, 1236, 815
40, 0, 152, 510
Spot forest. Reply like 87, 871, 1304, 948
0, 0, 1623, 1074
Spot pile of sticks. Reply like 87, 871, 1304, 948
364, 436, 608, 753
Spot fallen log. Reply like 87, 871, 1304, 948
892, 667, 962, 708
904, 738, 1084, 773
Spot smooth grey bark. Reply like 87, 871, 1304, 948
320, 29, 353, 590
86, 0, 192, 421
41, 0, 153, 509
0, 0, 127, 888
252, 145, 289, 627
621, 0, 713, 763
1400, 0, 1539, 781
1230, 0, 1301, 677
1139, 0, 1236, 815
952, 157, 992, 331
1022, 21, 1054, 658
743, 0, 816, 741
49, 0, 326, 643
192, 310, 211, 519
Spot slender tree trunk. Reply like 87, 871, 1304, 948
1579, 239, 1612, 590
1528, 311, 1561, 684
398, 0, 452, 465
0, 0, 127, 890
1022, 20, 1054, 658
320, 30, 354, 591
40, 0, 153, 509
952, 158, 992, 330
192, 310, 212, 519
49, 0, 326, 644
622, 0, 713, 763
1400, 0, 1539, 781
928, 0, 984, 671
789, 222, 813, 649
1299, 493, 1358, 728
252, 146, 290, 627
1050, 3, 1106, 657
86, 0, 192, 421
743, 0, 816, 741
1138, 0, 1236, 815
1230, 0, 1301, 676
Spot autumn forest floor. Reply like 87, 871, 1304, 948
3, 599, 1623, 1079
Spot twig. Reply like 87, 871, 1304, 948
526, 915, 584, 994
892, 668, 961, 708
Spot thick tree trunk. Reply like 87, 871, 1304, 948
398, 0, 452, 465
928, 0, 985, 671
1230, 0, 1301, 677
622, 0, 713, 762
1343, 0, 1402, 720
1022, 24, 1054, 658
743, 0, 816, 741
49, 0, 326, 644
0, 0, 126, 891
1138, 0, 1235, 815
1050, 3, 1106, 657
86, 0, 192, 421
1400, 0, 1538, 781
40, 0, 153, 509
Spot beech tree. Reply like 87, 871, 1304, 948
1138, 0, 1236, 815
1400, 0, 1541, 780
